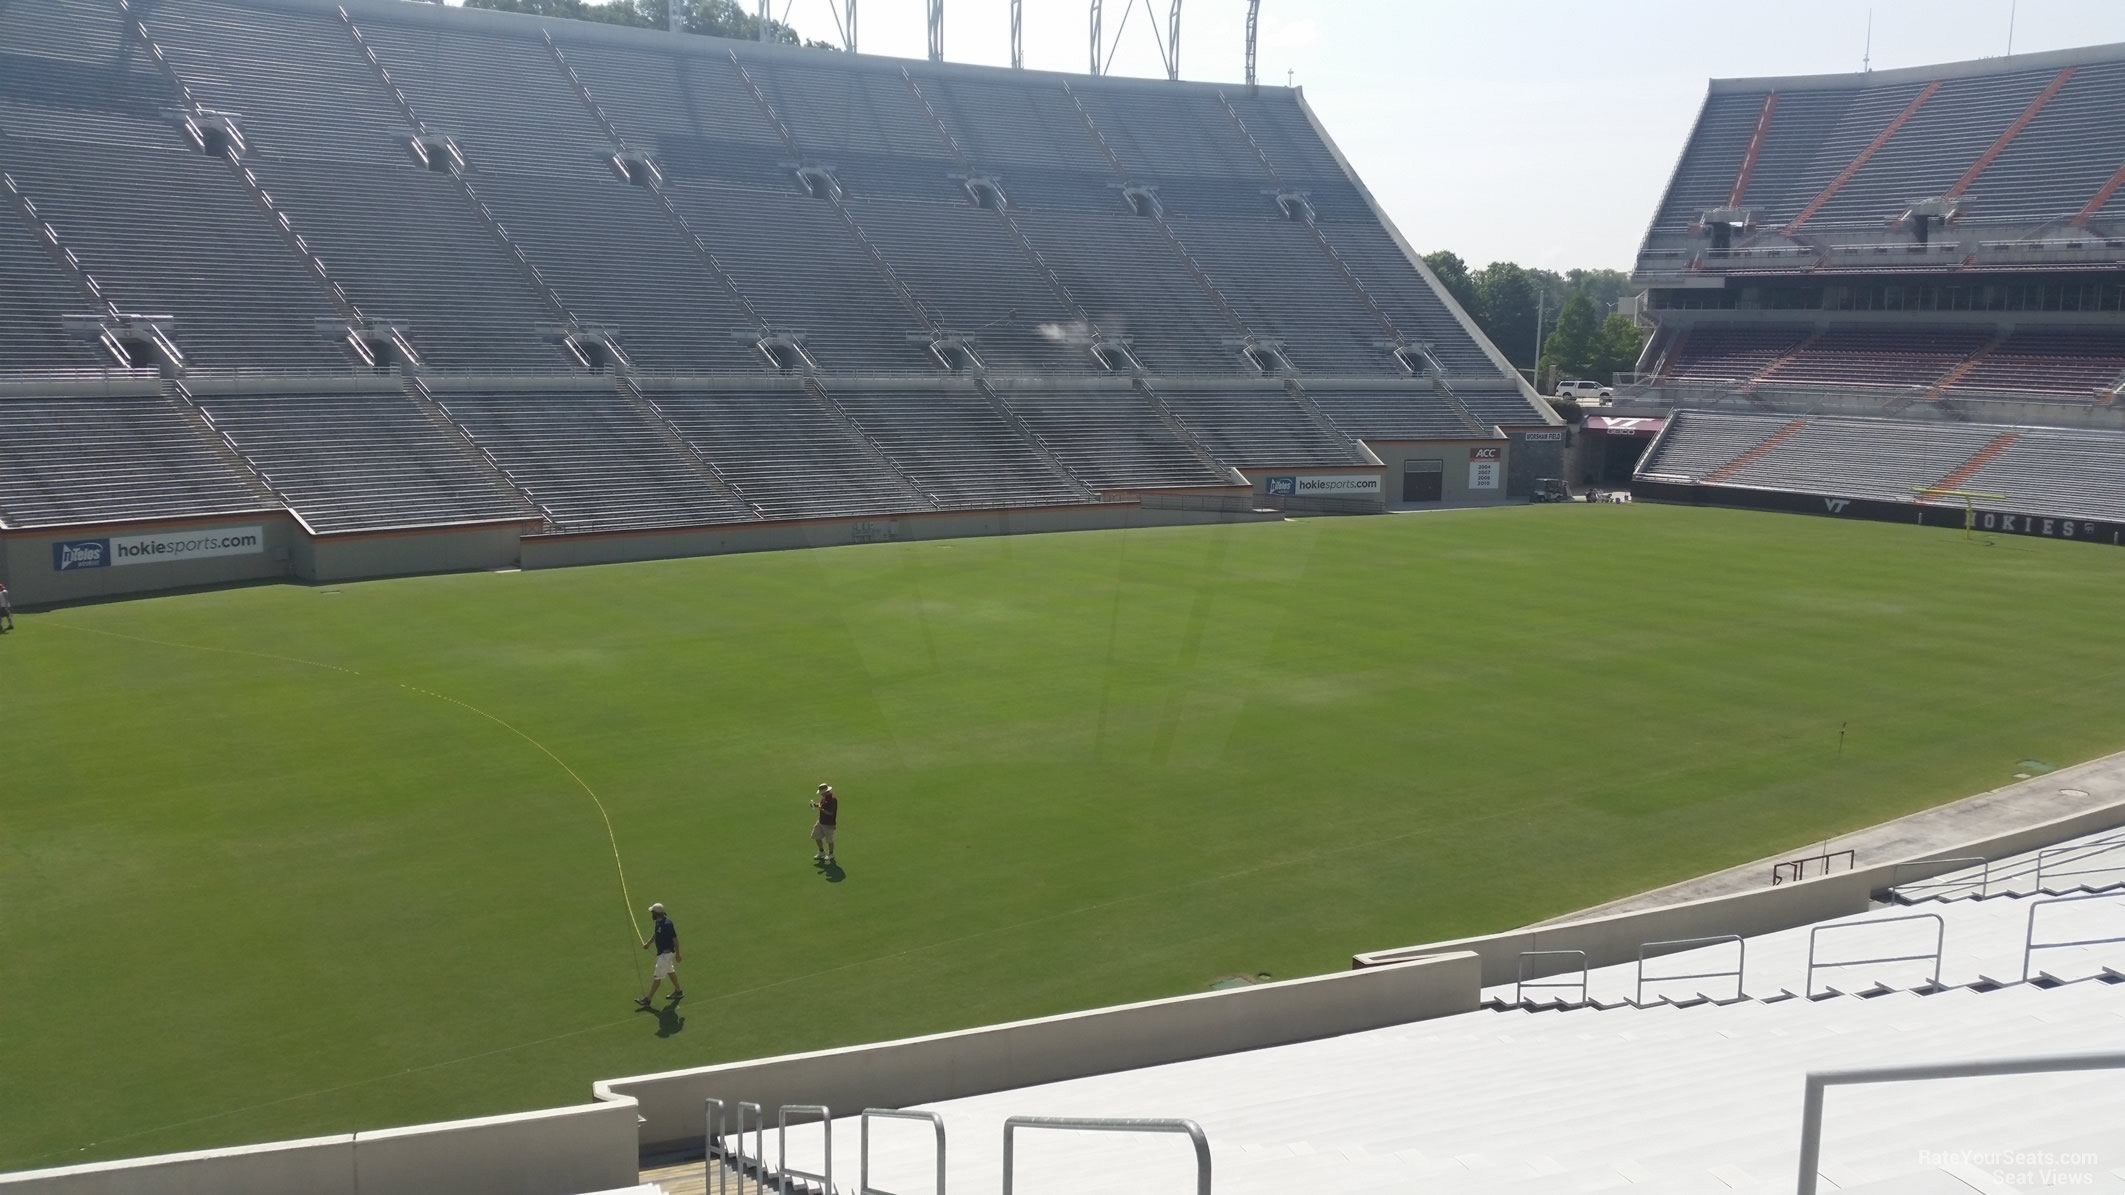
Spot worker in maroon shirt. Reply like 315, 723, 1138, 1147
811, 783, 838, 865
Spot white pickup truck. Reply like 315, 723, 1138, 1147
1552, 379, 1613, 403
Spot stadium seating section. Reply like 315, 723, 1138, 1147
1654, 326, 2125, 402
743, 825, 2125, 1194
0, 0, 1545, 535
1642, 51, 2125, 262
1637, 408, 2125, 523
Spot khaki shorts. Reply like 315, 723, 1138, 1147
812, 823, 837, 845
652, 951, 677, 978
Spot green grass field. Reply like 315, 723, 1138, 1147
4, 504, 2124, 1170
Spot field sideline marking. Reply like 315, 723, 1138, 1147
40, 621, 644, 944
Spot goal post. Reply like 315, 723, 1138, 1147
1912, 487, 2007, 540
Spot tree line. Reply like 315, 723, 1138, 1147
1422, 252, 1645, 391
465, 0, 832, 46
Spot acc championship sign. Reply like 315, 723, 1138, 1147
1264, 474, 1383, 498
52, 526, 265, 571
1468, 446, 1502, 491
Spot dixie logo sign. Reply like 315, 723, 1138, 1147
53, 539, 110, 570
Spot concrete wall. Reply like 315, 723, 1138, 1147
296, 521, 535, 583
1238, 464, 1387, 511
1505, 429, 1567, 496
521, 501, 1256, 570
0, 514, 295, 607
0, 1101, 638, 1195
0, 1136, 355, 1195
1361, 440, 1515, 510
1353, 797, 2125, 984
593, 952, 1481, 1153
350, 1100, 639, 1194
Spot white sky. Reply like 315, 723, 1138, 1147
758, 0, 2125, 271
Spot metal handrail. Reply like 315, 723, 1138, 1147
2022, 891, 2125, 981
1636, 934, 1746, 1003
1887, 856, 1989, 899
860, 1108, 944, 1195
2035, 837, 2125, 890
705, 1098, 729, 1195
1805, 913, 1944, 996
777, 1104, 834, 1194
1001, 1117, 1209, 1195
1771, 849, 1855, 885
736, 1101, 765, 1195
1796, 1051, 2125, 1194
1513, 949, 1589, 1006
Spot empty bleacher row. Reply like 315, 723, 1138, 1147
1644, 45, 2125, 251
0, 0, 1529, 404
1655, 325, 2125, 401
0, 376, 1475, 533
192, 384, 535, 532
0, 384, 272, 528
1636, 408, 2125, 524
743, 887, 2125, 1194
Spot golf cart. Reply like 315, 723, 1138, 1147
1530, 477, 1572, 504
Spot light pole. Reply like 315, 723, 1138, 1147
1532, 290, 1546, 393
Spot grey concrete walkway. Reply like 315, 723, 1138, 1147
1531, 748, 2125, 927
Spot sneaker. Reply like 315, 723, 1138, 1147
813, 854, 825, 862
634, 997, 652, 1009
668, 990, 685, 1001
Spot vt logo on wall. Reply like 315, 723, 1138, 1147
1823, 499, 1851, 513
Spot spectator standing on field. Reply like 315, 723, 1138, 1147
0, 581, 12, 632
636, 902, 682, 1007
811, 783, 838, 864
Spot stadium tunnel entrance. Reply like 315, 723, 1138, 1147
1580, 417, 1664, 487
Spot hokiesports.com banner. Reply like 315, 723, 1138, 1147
52, 526, 266, 571
1264, 474, 1383, 498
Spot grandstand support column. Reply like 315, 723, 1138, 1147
1132, 377, 1246, 484
973, 379, 1099, 500
1010, 0, 1023, 67
1244, 0, 1259, 91
1167, 0, 1182, 81
928, 0, 942, 62
617, 378, 767, 519
728, 53, 948, 341
1062, 82, 1257, 347
405, 378, 557, 530
802, 377, 941, 509
545, 36, 774, 337
1212, 90, 1408, 356
339, 10, 585, 337
1088, 0, 1100, 75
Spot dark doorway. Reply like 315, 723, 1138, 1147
1597, 434, 1651, 485
1402, 459, 1445, 503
